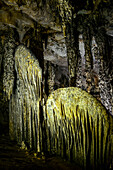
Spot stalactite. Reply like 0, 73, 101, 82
57, 0, 77, 87
89, 36, 100, 99
76, 34, 86, 90
79, 34, 85, 66
9, 45, 42, 152
57, 0, 72, 37
47, 62, 55, 94
44, 87, 113, 169
83, 30, 92, 93
91, 36, 100, 73
3, 33, 15, 100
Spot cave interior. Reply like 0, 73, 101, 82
0, 0, 113, 169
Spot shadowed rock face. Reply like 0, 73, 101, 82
45, 87, 113, 169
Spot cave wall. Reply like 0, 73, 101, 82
64, 1, 113, 115
75, 11, 113, 115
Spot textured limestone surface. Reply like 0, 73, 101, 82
75, 7, 113, 115
0, 0, 113, 114
45, 87, 113, 169
0, 1, 113, 169
3, 36, 15, 100
9, 45, 42, 152
43, 33, 67, 67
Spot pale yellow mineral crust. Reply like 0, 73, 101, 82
9, 45, 42, 152
45, 87, 113, 168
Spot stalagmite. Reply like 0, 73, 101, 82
44, 87, 113, 169
9, 45, 42, 152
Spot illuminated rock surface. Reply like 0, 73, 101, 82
9, 45, 42, 152
45, 87, 113, 169
7, 44, 112, 169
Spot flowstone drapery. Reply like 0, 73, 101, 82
9, 45, 42, 152
44, 87, 113, 169
7, 45, 112, 169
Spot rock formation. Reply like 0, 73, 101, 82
0, 0, 113, 169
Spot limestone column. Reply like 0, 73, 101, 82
97, 32, 112, 114
66, 22, 79, 87
2, 29, 15, 139
3, 30, 15, 100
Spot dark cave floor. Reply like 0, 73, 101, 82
0, 135, 81, 170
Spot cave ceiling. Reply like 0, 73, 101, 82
0, 0, 113, 66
